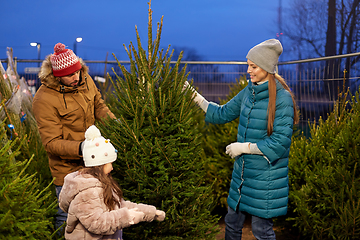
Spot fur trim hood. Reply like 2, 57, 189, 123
59, 171, 103, 213
38, 55, 89, 91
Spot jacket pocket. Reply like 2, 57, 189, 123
58, 104, 80, 117
58, 104, 82, 124
81, 91, 95, 116
58, 103, 84, 134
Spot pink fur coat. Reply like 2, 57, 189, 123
59, 171, 157, 239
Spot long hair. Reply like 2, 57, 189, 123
79, 165, 123, 211
266, 73, 299, 136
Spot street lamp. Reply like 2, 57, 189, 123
30, 42, 41, 66
73, 37, 82, 55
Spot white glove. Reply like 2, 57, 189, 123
128, 208, 145, 225
225, 142, 251, 158
182, 80, 192, 92
154, 210, 166, 222
183, 81, 209, 112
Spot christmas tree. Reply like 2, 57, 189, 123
0, 50, 52, 185
0, 119, 57, 239
0, 49, 57, 238
287, 81, 360, 239
98, 1, 219, 239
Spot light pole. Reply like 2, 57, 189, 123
30, 42, 41, 66
73, 37, 82, 55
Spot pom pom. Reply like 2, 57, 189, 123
54, 43, 66, 54
85, 125, 101, 141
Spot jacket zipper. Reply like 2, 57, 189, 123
238, 88, 256, 206
237, 157, 245, 206
60, 85, 67, 109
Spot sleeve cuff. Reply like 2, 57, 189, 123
250, 143, 264, 155
199, 99, 209, 112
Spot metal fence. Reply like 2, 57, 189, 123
279, 53, 360, 135
2, 52, 360, 136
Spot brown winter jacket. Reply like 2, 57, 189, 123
59, 171, 157, 240
32, 56, 115, 185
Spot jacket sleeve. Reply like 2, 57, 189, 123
120, 198, 157, 222
86, 74, 116, 120
32, 94, 81, 158
256, 91, 294, 163
71, 188, 133, 235
205, 87, 246, 124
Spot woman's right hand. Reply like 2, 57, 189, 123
182, 80, 191, 92
182, 81, 209, 113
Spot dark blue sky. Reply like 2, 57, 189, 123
1, 0, 286, 62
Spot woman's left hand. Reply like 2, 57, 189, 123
225, 142, 251, 158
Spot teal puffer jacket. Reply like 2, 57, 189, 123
205, 80, 294, 219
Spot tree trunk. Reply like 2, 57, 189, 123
344, 0, 360, 90
325, 0, 337, 57
324, 0, 339, 100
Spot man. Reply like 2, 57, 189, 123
32, 42, 115, 230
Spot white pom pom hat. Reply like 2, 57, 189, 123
83, 125, 117, 167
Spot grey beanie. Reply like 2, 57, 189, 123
246, 39, 283, 74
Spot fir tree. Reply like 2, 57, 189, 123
0, 53, 52, 186
1, 51, 57, 238
0, 119, 57, 239
287, 85, 360, 239
199, 76, 248, 210
98, 2, 219, 239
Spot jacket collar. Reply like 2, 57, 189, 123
58, 73, 88, 93
249, 79, 282, 101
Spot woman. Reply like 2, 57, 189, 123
185, 39, 298, 240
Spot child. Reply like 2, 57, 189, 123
59, 125, 165, 239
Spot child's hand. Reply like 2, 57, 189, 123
128, 208, 145, 225
154, 210, 166, 221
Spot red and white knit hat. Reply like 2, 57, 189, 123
50, 43, 82, 77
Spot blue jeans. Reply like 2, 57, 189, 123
225, 206, 275, 240
55, 185, 68, 232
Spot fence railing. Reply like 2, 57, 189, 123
2, 52, 360, 136
279, 52, 360, 135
